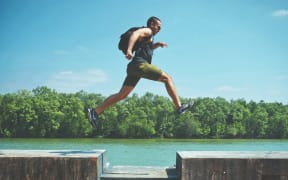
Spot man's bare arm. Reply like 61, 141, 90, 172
126, 28, 153, 60
153, 42, 168, 49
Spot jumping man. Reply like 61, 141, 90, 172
88, 16, 193, 128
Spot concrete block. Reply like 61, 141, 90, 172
176, 151, 288, 180
0, 150, 106, 180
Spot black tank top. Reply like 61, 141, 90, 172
132, 36, 154, 64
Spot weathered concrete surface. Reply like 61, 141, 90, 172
101, 166, 179, 180
176, 151, 288, 180
0, 150, 106, 180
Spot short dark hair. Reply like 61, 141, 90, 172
147, 16, 161, 26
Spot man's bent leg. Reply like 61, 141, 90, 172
95, 85, 135, 115
158, 72, 181, 109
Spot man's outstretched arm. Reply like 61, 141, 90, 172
153, 42, 168, 49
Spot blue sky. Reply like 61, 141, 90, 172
1, 0, 288, 103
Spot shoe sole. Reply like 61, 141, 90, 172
87, 108, 97, 129
178, 100, 194, 115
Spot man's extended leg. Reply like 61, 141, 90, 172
158, 72, 181, 109
158, 72, 193, 114
88, 85, 134, 129
95, 85, 135, 115
88, 73, 139, 129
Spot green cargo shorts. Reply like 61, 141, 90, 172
123, 61, 163, 87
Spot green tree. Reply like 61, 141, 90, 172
57, 93, 91, 137
98, 106, 119, 137
32, 86, 61, 137
226, 99, 249, 138
174, 112, 201, 138
1, 87, 288, 138
193, 97, 228, 138
14, 90, 37, 137
246, 105, 268, 138
265, 103, 288, 138
0, 93, 18, 137
0, 90, 37, 137
151, 95, 175, 138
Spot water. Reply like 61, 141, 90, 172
1, 138, 288, 167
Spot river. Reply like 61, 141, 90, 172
1, 138, 288, 166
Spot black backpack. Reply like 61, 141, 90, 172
118, 27, 143, 55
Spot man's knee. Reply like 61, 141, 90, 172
118, 92, 129, 100
159, 72, 172, 83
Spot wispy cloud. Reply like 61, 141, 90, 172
46, 69, 108, 92
215, 85, 243, 93
52, 45, 90, 56
272, 9, 288, 17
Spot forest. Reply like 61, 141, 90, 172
0, 86, 287, 138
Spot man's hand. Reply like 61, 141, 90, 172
125, 49, 133, 60
154, 42, 168, 49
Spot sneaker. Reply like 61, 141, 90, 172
87, 108, 98, 129
177, 101, 194, 115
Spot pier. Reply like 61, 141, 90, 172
1, 150, 287, 180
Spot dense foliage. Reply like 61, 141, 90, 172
0, 86, 287, 138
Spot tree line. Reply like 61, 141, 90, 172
0, 86, 287, 138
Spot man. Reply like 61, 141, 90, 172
88, 16, 193, 128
